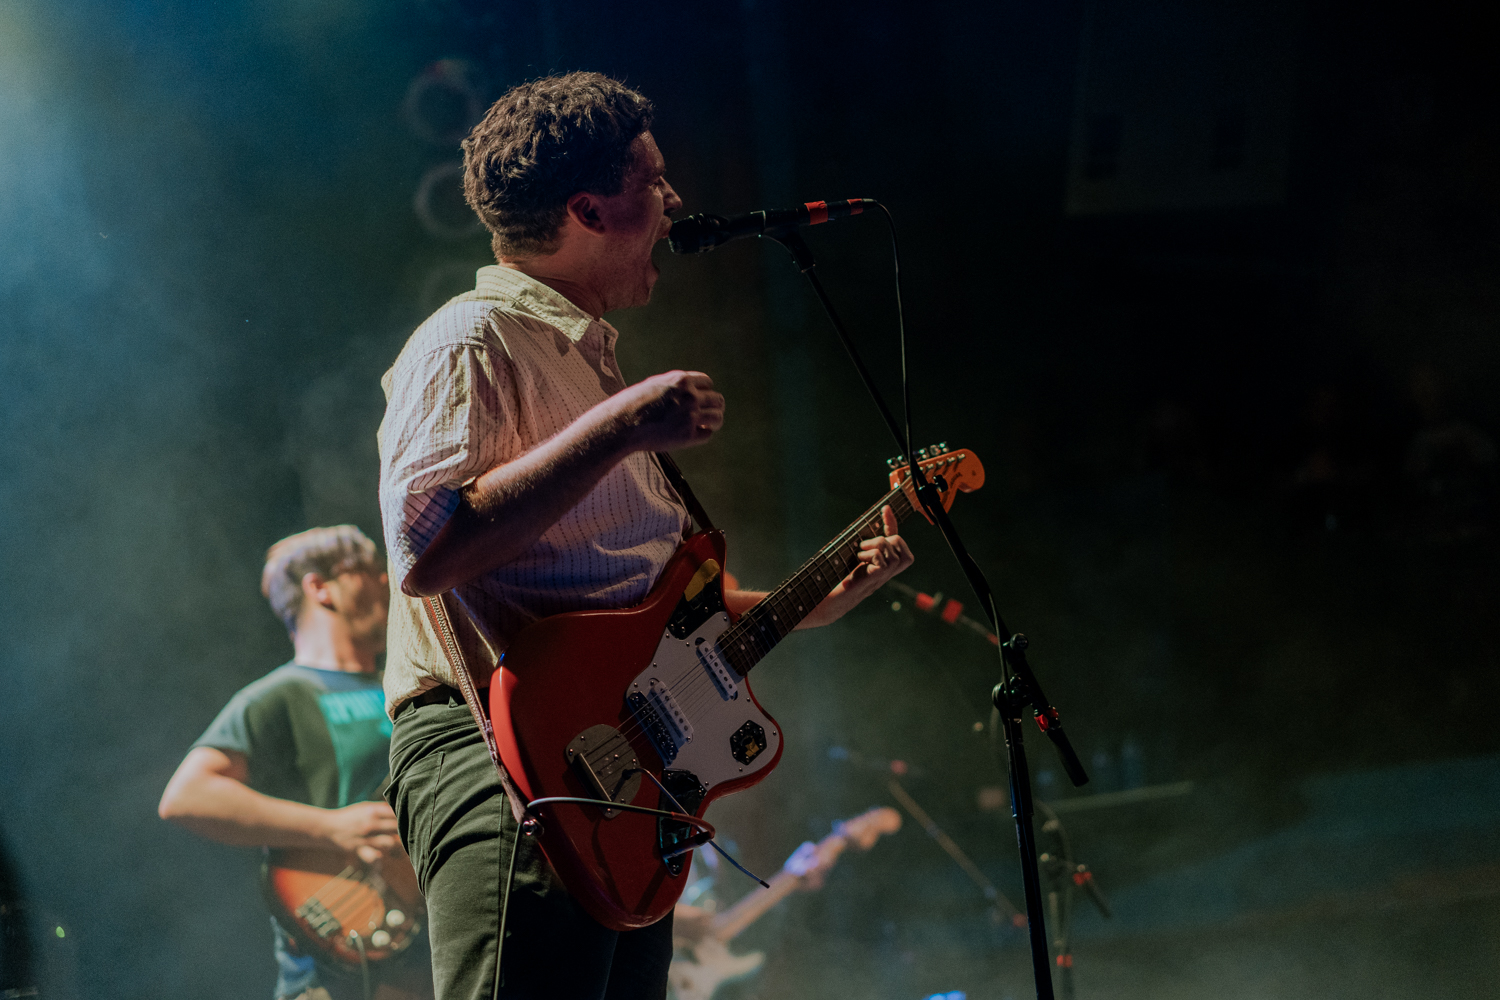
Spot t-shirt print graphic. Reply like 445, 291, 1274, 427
317, 689, 393, 806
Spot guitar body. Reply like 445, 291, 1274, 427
490, 530, 785, 931
264, 847, 425, 966
667, 806, 902, 1000
669, 937, 765, 1000
489, 446, 983, 933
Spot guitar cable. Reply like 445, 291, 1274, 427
351, 929, 371, 1000
492, 809, 521, 1000
488, 791, 755, 1000
630, 770, 771, 888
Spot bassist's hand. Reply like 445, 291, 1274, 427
323, 800, 402, 863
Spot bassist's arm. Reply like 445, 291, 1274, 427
158, 746, 401, 861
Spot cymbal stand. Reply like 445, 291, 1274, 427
1034, 802, 1111, 1000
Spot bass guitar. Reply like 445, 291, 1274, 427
489, 445, 984, 930
668, 806, 902, 1000
263, 846, 425, 967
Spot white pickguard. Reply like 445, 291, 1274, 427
626, 612, 781, 790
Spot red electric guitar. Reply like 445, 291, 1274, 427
488, 446, 984, 930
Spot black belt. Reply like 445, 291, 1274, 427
398, 684, 490, 719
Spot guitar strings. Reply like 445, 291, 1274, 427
602, 484, 913, 750
646, 480, 916, 728
598, 481, 918, 753
604, 502, 887, 747
301, 864, 384, 938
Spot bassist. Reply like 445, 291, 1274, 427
377, 72, 912, 1000
159, 526, 432, 1000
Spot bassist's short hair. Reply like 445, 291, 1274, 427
261, 525, 379, 634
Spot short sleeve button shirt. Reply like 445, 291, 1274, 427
377, 266, 689, 715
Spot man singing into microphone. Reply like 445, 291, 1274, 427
377, 71, 912, 999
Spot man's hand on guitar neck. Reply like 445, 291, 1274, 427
404, 370, 724, 597
724, 504, 914, 629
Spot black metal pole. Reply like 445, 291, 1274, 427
996, 680, 1058, 999
766, 231, 1081, 1000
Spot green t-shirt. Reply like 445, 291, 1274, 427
193, 663, 392, 809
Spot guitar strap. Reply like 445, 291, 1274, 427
654, 451, 716, 533
421, 592, 526, 823
416, 452, 714, 825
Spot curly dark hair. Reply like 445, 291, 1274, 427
461, 72, 655, 258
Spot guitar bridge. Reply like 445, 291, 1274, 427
565, 725, 642, 819
294, 897, 340, 939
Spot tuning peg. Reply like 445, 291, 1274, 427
931, 442, 948, 455
915, 447, 929, 460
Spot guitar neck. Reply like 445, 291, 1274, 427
707, 868, 805, 943
718, 482, 915, 676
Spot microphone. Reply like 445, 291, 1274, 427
668, 198, 875, 254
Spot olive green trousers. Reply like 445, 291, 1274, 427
387, 694, 674, 1000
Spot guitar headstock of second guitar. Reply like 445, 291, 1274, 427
833, 805, 902, 850
887, 444, 984, 524
783, 805, 904, 889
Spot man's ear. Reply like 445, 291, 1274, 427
565, 191, 608, 235
302, 572, 336, 612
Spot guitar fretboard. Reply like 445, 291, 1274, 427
717, 482, 917, 677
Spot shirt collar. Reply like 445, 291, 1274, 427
473, 265, 603, 344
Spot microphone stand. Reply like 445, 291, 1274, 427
766, 231, 1089, 1000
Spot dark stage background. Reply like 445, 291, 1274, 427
3, 1, 1499, 997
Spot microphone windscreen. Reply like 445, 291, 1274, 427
666, 214, 725, 254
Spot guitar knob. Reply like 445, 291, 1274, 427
386, 909, 406, 927
371, 929, 392, 948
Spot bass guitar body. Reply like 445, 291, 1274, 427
264, 847, 425, 966
490, 530, 784, 931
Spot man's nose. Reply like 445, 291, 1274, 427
663, 181, 683, 214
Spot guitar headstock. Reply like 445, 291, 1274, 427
887, 444, 985, 525
833, 806, 902, 850
783, 806, 903, 886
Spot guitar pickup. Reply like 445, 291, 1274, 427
696, 639, 739, 701
628, 679, 693, 765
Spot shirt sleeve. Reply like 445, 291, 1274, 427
188, 673, 308, 802
191, 690, 256, 757
378, 338, 518, 590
